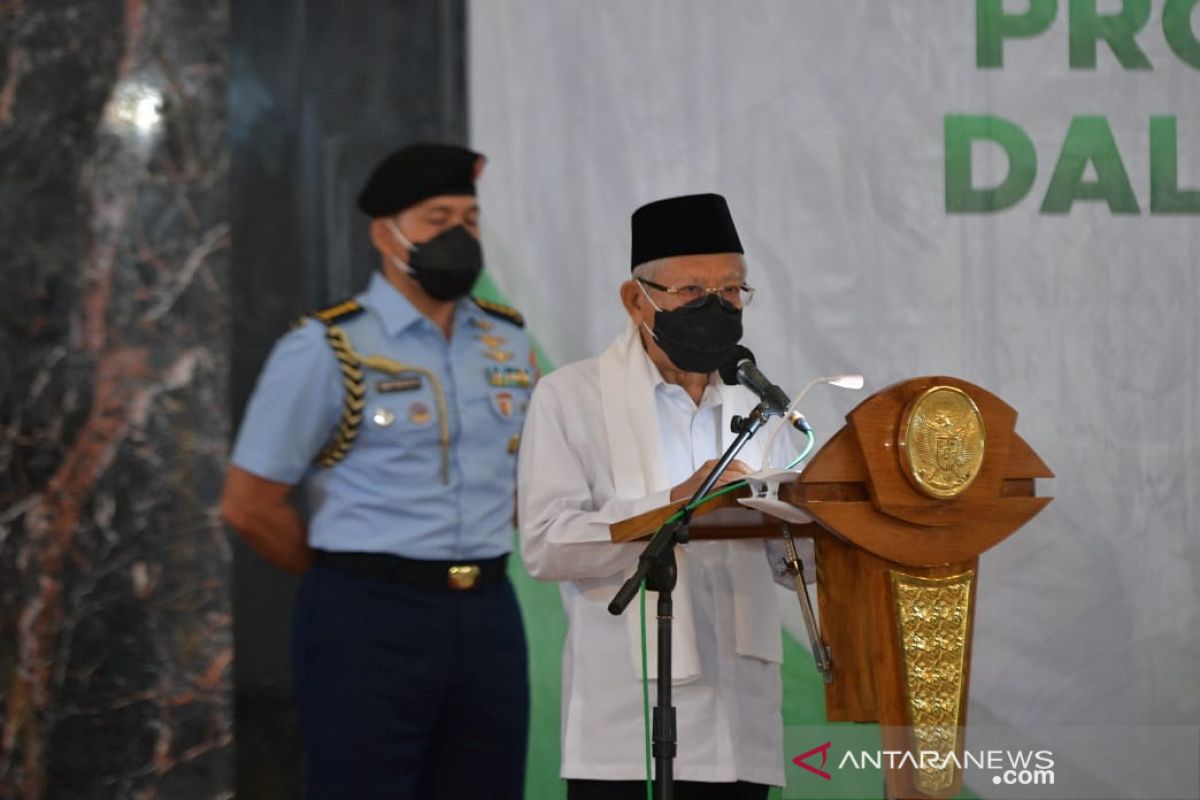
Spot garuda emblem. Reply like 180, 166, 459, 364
900, 386, 986, 499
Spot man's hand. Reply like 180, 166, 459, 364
669, 459, 753, 503
219, 466, 313, 575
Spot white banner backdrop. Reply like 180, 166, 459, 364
472, 2, 1199, 797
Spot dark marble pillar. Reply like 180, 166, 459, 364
228, 1, 467, 796
0, 2, 232, 798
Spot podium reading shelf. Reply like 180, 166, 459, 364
610, 376, 1053, 800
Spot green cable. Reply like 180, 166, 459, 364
637, 430, 816, 795
661, 430, 818, 525
787, 429, 816, 469
640, 583, 652, 799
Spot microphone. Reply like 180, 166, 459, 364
719, 346, 795, 419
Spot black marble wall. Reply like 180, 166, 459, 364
0, 0, 466, 795
228, 1, 467, 796
0, 2, 232, 799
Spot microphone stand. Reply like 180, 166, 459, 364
608, 402, 774, 800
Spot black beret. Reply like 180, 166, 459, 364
630, 193, 743, 270
358, 143, 485, 217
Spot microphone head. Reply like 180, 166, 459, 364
719, 345, 755, 386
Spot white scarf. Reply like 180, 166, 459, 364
598, 323, 783, 682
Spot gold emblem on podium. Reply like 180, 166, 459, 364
899, 386, 986, 499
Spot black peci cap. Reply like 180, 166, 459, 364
357, 143, 486, 217
630, 193, 743, 270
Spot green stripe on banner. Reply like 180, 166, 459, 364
476, 272, 566, 800
474, 272, 936, 800
508, 544, 568, 800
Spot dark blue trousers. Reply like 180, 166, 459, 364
292, 564, 529, 799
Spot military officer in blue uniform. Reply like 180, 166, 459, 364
220, 143, 533, 799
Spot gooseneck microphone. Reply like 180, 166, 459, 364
719, 346, 813, 432
719, 346, 791, 413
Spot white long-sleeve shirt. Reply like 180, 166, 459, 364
517, 346, 788, 786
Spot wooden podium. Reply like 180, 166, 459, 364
611, 376, 1053, 799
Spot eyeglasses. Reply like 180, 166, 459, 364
635, 277, 756, 308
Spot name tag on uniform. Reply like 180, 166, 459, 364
376, 376, 422, 393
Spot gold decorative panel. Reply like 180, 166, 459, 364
890, 570, 975, 794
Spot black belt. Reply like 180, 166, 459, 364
313, 550, 508, 591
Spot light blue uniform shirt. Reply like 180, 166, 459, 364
231, 272, 534, 560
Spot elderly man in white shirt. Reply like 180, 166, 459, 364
518, 194, 797, 800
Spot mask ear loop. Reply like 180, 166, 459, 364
384, 219, 418, 275
634, 278, 664, 342
635, 278, 665, 312
385, 218, 419, 252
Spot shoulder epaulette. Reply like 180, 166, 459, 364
472, 297, 524, 327
309, 298, 364, 326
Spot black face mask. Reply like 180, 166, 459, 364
644, 292, 743, 374
389, 223, 483, 301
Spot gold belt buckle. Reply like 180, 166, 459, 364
447, 564, 481, 590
